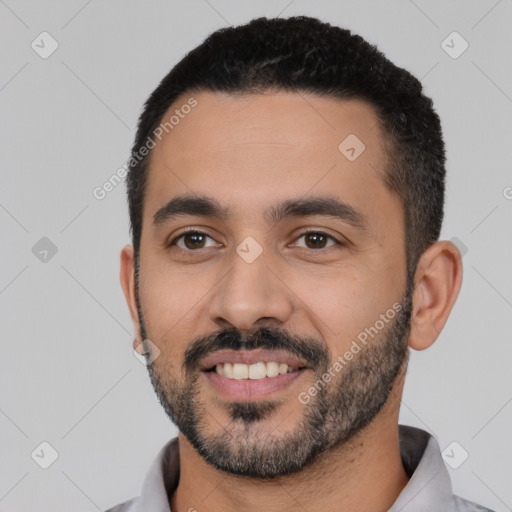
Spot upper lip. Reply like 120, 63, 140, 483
200, 349, 309, 371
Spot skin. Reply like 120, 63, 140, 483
120, 91, 463, 512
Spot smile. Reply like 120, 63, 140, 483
200, 349, 310, 400
208, 361, 303, 380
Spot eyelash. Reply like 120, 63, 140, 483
167, 228, 344, 253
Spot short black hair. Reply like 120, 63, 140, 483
126, 15, 445, 277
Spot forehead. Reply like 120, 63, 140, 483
152, 90, 384, 159
144, 90, 397, 225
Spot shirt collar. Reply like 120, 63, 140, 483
135, 437, 179, 512
389, 425, 454, 511
133, 425, 456, 512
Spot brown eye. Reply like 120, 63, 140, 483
182, 233, 207, 249
170, 231, 218, 251
294, 231, 339, 250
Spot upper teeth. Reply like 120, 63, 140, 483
214, 362, 300, 380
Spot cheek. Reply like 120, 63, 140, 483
294, 265, 399, 353
138, 258, 205, 341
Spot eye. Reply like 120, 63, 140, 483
291, 230, 341, 250
167, 229, 343, 254
169, 230, 220, 251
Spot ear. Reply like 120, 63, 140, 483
120, 244, 142, 350
408, 240, 463, 351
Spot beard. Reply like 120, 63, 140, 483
135, 272, 413, 479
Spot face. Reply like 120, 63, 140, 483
134, 91, 411, 478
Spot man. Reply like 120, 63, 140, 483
108, 15, 493, 512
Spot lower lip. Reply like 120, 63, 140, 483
203, 370, 306, 400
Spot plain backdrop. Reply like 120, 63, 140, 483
1, 1, 511, 511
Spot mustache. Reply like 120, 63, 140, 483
182, 326, 329, 373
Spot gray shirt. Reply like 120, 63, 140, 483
105, 425, 494, 511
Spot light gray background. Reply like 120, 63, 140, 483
1, 1, 511, 511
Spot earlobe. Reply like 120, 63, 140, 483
120, 244, 142, 344
408, 240, 463, 351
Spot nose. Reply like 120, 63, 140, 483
207, 249, 294, 333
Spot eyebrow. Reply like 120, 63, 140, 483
153, 194, 369, 231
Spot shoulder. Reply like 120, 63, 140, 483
453, 494, 495, 512
104, 496, 138, 512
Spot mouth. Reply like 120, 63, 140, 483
205, 361, 306, 379
200, 349, 310, 400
